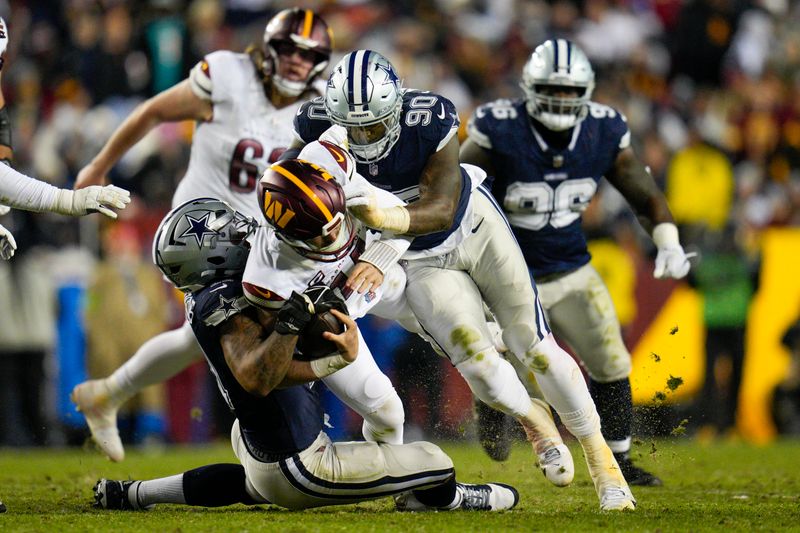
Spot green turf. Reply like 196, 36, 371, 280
0, 437, 798, 532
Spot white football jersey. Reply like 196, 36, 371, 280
176, 50, 323, 220
242, 140, 411, 319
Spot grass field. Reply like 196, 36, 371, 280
0, 437, 798, 532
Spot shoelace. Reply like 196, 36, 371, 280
459, 484, 491, 510
542, 446, 562, 465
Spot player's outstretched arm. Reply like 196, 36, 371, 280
607, 146, 691, 279
459, 136, 497, 178
75, 80, 213, 189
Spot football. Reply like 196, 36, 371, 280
295, 310, 344, 361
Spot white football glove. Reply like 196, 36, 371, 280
54, 184, 131, 219
0, 222, 16, 260
652, 222, 691, 279
0, 204, 10, 216
345, 185, 410, 233
0, 17, 8, 70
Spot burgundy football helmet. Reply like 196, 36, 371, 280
262, 8, 333, 97
258, 159, 355, 261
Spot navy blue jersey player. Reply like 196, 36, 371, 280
461, 39, 693, 486
92, 198, 518, 512
289, 50, 637, 511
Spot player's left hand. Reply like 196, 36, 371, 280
0, 222, 16, 260
346, 261, 384, 294
652, 223, 690, 279
322, 309, 359, 363
0, 17, 9, 71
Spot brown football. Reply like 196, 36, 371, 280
295, 311, 344, 361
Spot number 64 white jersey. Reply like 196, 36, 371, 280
176, 50, 324, 220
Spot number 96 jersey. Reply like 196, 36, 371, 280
176, 50, 323, 220
467, 98, 630, 278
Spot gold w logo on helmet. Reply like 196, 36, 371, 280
262, 191, 296, 228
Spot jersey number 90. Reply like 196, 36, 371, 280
504, 179, 597, 230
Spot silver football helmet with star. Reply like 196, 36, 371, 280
324, 50, 404, 163
153, 198, 257, 292
520, 39, 595, 131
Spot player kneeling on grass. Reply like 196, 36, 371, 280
93, 198, 518, 512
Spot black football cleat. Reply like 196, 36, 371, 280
614, 452, 663, 487
93, 479, 153, 510
475, 399, 514, 462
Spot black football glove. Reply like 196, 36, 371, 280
274, 291, 315, 335
303, 284, 349, 315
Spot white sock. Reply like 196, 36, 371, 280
109, 322, 202, 399
135, 474, 186, 506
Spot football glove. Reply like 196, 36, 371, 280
346, 188, 410, 233
54, 184, 131, 219
0, 204, 10, 216
0, 17, 8, 71
0, 222, 16, 260
303, 284, 348, 315
652, 222, 691, 279
274, 291, 316, 335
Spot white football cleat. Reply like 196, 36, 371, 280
537, 443, 574, 487
600, 486, 637, 511
71, 379, 125, 462
394, 482, 519, 512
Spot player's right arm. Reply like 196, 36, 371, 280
75, 75, 213, 189
219, 310, 296, 397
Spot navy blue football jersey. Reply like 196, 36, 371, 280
295, 90, 471, 251
187, 278, 323, 457
468, 98, 630, 278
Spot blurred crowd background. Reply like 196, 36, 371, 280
0, 0, 799, 450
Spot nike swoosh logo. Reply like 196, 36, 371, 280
437, 103, 446, 120
471, 217, 485, 233
210, 283, 228, 292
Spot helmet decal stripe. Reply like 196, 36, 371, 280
360, 50, 371, 111
557, 39, 569, 73
347, 52, 357, 110
566, 40, 572, 73
302, 10, 313, 38
552, 39, 559, 74
271, 164, 334, 221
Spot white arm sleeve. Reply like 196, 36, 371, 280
0, 164, 60, 212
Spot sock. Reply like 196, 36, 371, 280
109, 323, 202, 399
183, 463, 260, 507
589, 378, 633, 454
413, 474, 459, 509
135, 474, 186, 506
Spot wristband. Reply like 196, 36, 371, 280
358, 239, 402, 274
310, 353, 351, 378
652, 222, 680, 249
379, 206, 410, 233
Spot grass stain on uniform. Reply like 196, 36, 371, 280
531, 354, 549, 373
450, 326, 482, 357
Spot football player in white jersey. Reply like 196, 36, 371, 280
461, 40, 691, 486
70, 8, 334, 461
0, 16, 130, 261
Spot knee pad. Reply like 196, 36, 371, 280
502, 323, 539, 358
455, 348, 532, 419
363, 392, 405, 445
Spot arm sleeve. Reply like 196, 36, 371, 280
0, 164, 60, 212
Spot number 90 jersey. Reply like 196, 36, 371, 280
467, 98, 630, 278
294, 90, 472, 253
177, 50, 323, 221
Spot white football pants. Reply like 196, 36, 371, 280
231, 419, 453, 509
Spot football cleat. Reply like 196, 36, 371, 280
475, 399, 513, 462
71, 379, 125, 462
538, 443, 575, 487
0, 500, 6, 513
614, 452, 663, 487
599, 486, 637, 511
93, 479, 152, 511
457, 483, 519, 511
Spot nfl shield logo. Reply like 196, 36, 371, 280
369, 163, 379, 176
553, 155, 564, 168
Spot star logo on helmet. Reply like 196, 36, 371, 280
375, 62, 400, 87
217, 295, 241, 320
180, 213, 217, 246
